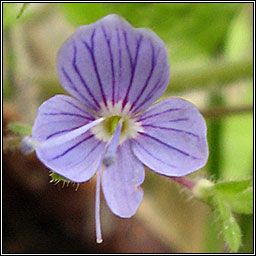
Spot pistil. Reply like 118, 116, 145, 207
103, 118, 123, 167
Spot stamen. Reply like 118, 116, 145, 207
95, 166, 104, 244
103, 119, 123, 167
39, 118, 104, 149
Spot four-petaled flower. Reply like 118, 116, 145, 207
31, 15, 208, 243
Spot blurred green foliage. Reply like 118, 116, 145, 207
7, 122, 32, 136
222, 114, 253, 179
3, 3, 32, 30
60, 3, 242, 62
3, 3, 20, 29
16, 3, 30, 19
3, 2, 253, 253
225, 5, 252, 61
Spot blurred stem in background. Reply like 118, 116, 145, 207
203, 88, 225, 252
32, 57, 253, 100
168, 57, 252, 93
4, 28, 16, 97
207, 89, 225, 181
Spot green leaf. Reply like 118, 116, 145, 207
220, 187, 253, 214
214, 178, 253, 214
7, 122, 32, 136
215, 178, 252, 193
213, 195, 241, 252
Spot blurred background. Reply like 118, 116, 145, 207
3, 3, 253, 253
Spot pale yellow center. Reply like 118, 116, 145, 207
91, 100, 143, 144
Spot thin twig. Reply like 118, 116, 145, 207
16, 3, 30, 19
202, 105, 253, 118
167, 58, 253, 92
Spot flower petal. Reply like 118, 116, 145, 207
32, 95, 106, 182
57, 14, 170, 113
102, 140, 145, 218
132, 98, 209, 177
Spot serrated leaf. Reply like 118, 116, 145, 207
213, 195, 241, 252
7, 122, 32, 136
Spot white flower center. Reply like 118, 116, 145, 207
91, 101, 143, 144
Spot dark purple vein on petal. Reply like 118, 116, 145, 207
46, 124, 85, 140
138, 132, 199, 159
133, 139, 177, 168
130, 41, 156, 111
116, 28, 122, 101
62, 99, 95, 120
142, 118, 190, 125
50, 134, 94, 160
118, 150, 132, 213
122, 30, 133, 68
167, 118, 189, 123
132, 78, 165, 113
132, 54, 168, 114
120, 146, 136, 214
136, 107, 180, 122
145, 118, 189, 124
82, 29, 107, 107
61, 67, 96, 111
43, 112, 92, 120
72, 43, 101, 109
75, 140, 103, 176
142, 124, 199, 139
102, 26, 116, 105
122, 33, 143, 110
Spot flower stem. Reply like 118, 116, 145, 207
170, 177, 196, 190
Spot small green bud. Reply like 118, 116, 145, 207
192, 178, 214, 202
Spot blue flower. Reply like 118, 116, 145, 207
31, 14, 208, 243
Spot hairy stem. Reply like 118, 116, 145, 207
170, 177, 196, 190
